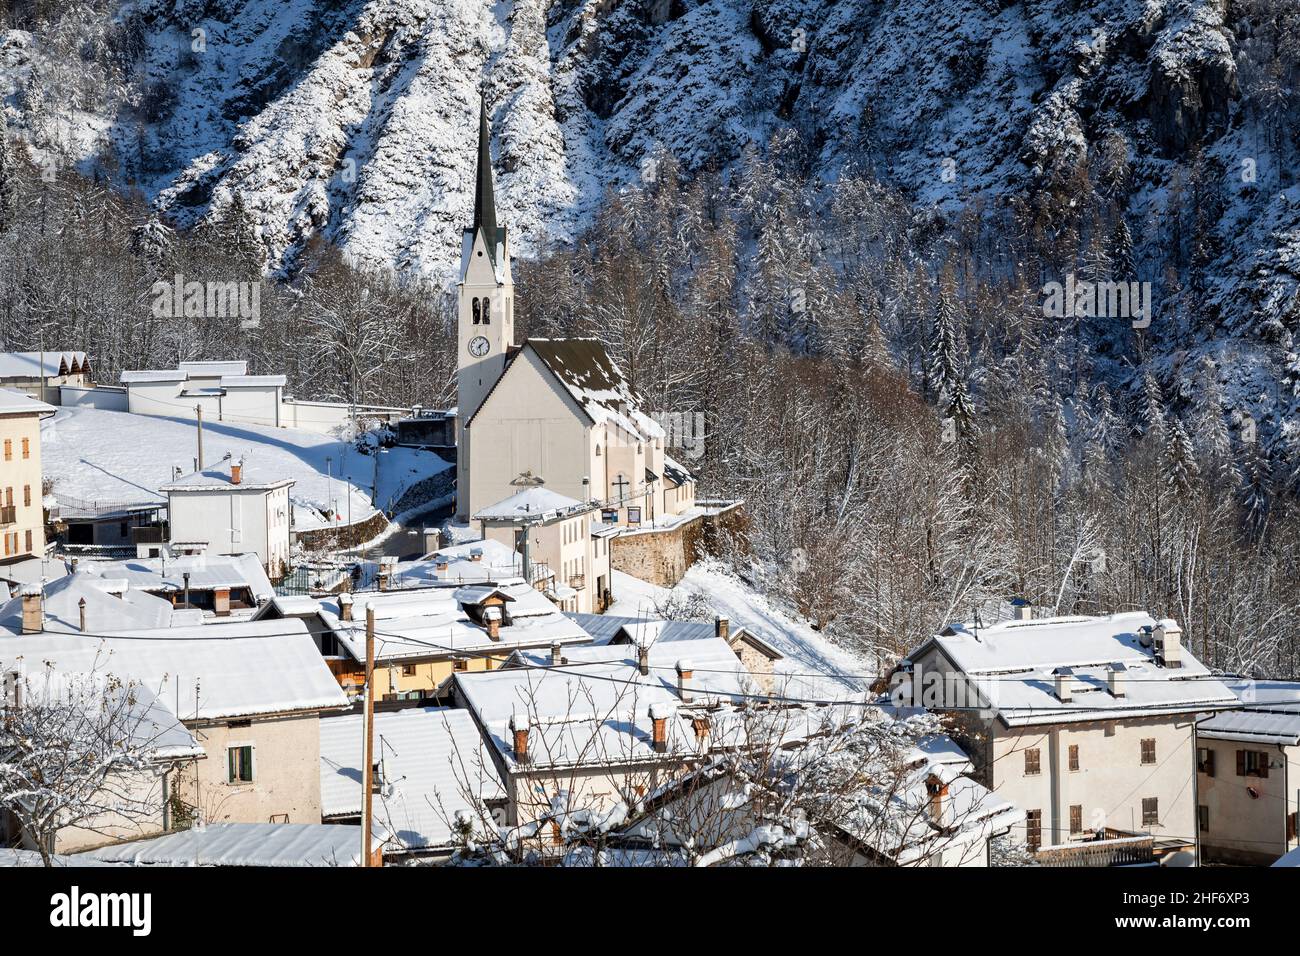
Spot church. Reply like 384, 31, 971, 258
454, 98, 697, 528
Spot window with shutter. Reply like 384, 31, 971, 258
1069, 805, 1082, 834
1068, 744, 1079, 771
1197, 747, 1215, 776
1026, 809, 1041, 851
1140, 738, 1156, 764
1024, 748, 1041, 775
1142, 797, 1158, 827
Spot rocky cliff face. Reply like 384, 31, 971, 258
1, 0, 1297, 430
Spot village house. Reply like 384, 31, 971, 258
452, 635, 755, 853
161, 457, 293, 580
568, 613, 784, 693
72, 551, 275, 619
474, 486, 616, 613
0, 669, 203, 855
897, 612, 1238, 865
1195, 678, 1300, 865
119, 361, 286, 425
0, 389, 55, 580
0, 352, 92, 404
308, 582, 592, 702
612, 717, 1022, 868
0, 569, 185, 635
0, 611, 349, 838
319, 706, 505, 860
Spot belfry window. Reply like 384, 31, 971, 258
483, 298, 491, 324
472, 298, 481, 324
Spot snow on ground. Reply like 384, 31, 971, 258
42, 407, 448, 532
606, 560, 870, 701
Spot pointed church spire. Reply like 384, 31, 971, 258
473, 91, 498, 242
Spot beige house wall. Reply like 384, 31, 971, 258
1197, 737, 1298, 865
0, 410, 47, 561
176, 712, 327, 825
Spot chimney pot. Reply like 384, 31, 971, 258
675, 658, 695, 702
510, 713, 529, 763
485, 605, 502, 641
926, 773, 950, 825
1053, 667, 1074, 703
231, 460, 242, 485
470, 549, 483, 563
20, 586, 42, 635
550, 642, 563, 666
1108, 662, 1127, 697
649, 702, 673, 753
78, 597, 87, 633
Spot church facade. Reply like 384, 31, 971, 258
454, 97, 696, 531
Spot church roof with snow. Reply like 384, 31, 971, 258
474, 486, 587, 521
468, 339, 664, 442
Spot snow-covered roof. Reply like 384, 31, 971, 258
76, 553, 275, 604
80, 823, 384, 867
469, 340, 664, 442
564, 613, 780, 661
662, 455, 695, 488
319, 582, 590, 665
120, 369, 188, 384
1198, 679, 1300, 745
178, 361, 248, 376
457, 637, 752, 770
320, 707, 504, 851
0, 570, 176, 635
474, 486, 588, 521
0, 351, 88, 378
161, 459, 295, 492
907, 612, 1238, 727
0, 387, 55, 416
0, 619, 348, 721
221, 375, 287, 387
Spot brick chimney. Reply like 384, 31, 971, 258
550, 642, 563, 666
469, 548, 483, 563
338, 591, 353, 622
510, 713, 529, 764
485, 606, 502, 641
20, 585, 42, 634
649, 702, 673, 753
675, 659, 695, 702
434, 556, 449, 576
78, 597, 87, 633
692, 715, 710, 752
925, 773, 950, 826
715, 616, 729, 643
230, 458, 243, 485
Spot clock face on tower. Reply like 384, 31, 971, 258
468, 335, 490, 357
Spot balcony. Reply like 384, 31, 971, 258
1034, 829, 1154, 867
568, 573, 586, 590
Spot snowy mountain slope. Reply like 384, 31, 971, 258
0, 0, 1272, 277
2, 0, 1297, 434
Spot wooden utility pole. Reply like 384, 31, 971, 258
360, 604, 376, 867
195, 405, 204, 471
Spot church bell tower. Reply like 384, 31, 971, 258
456, 92, 514, 520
